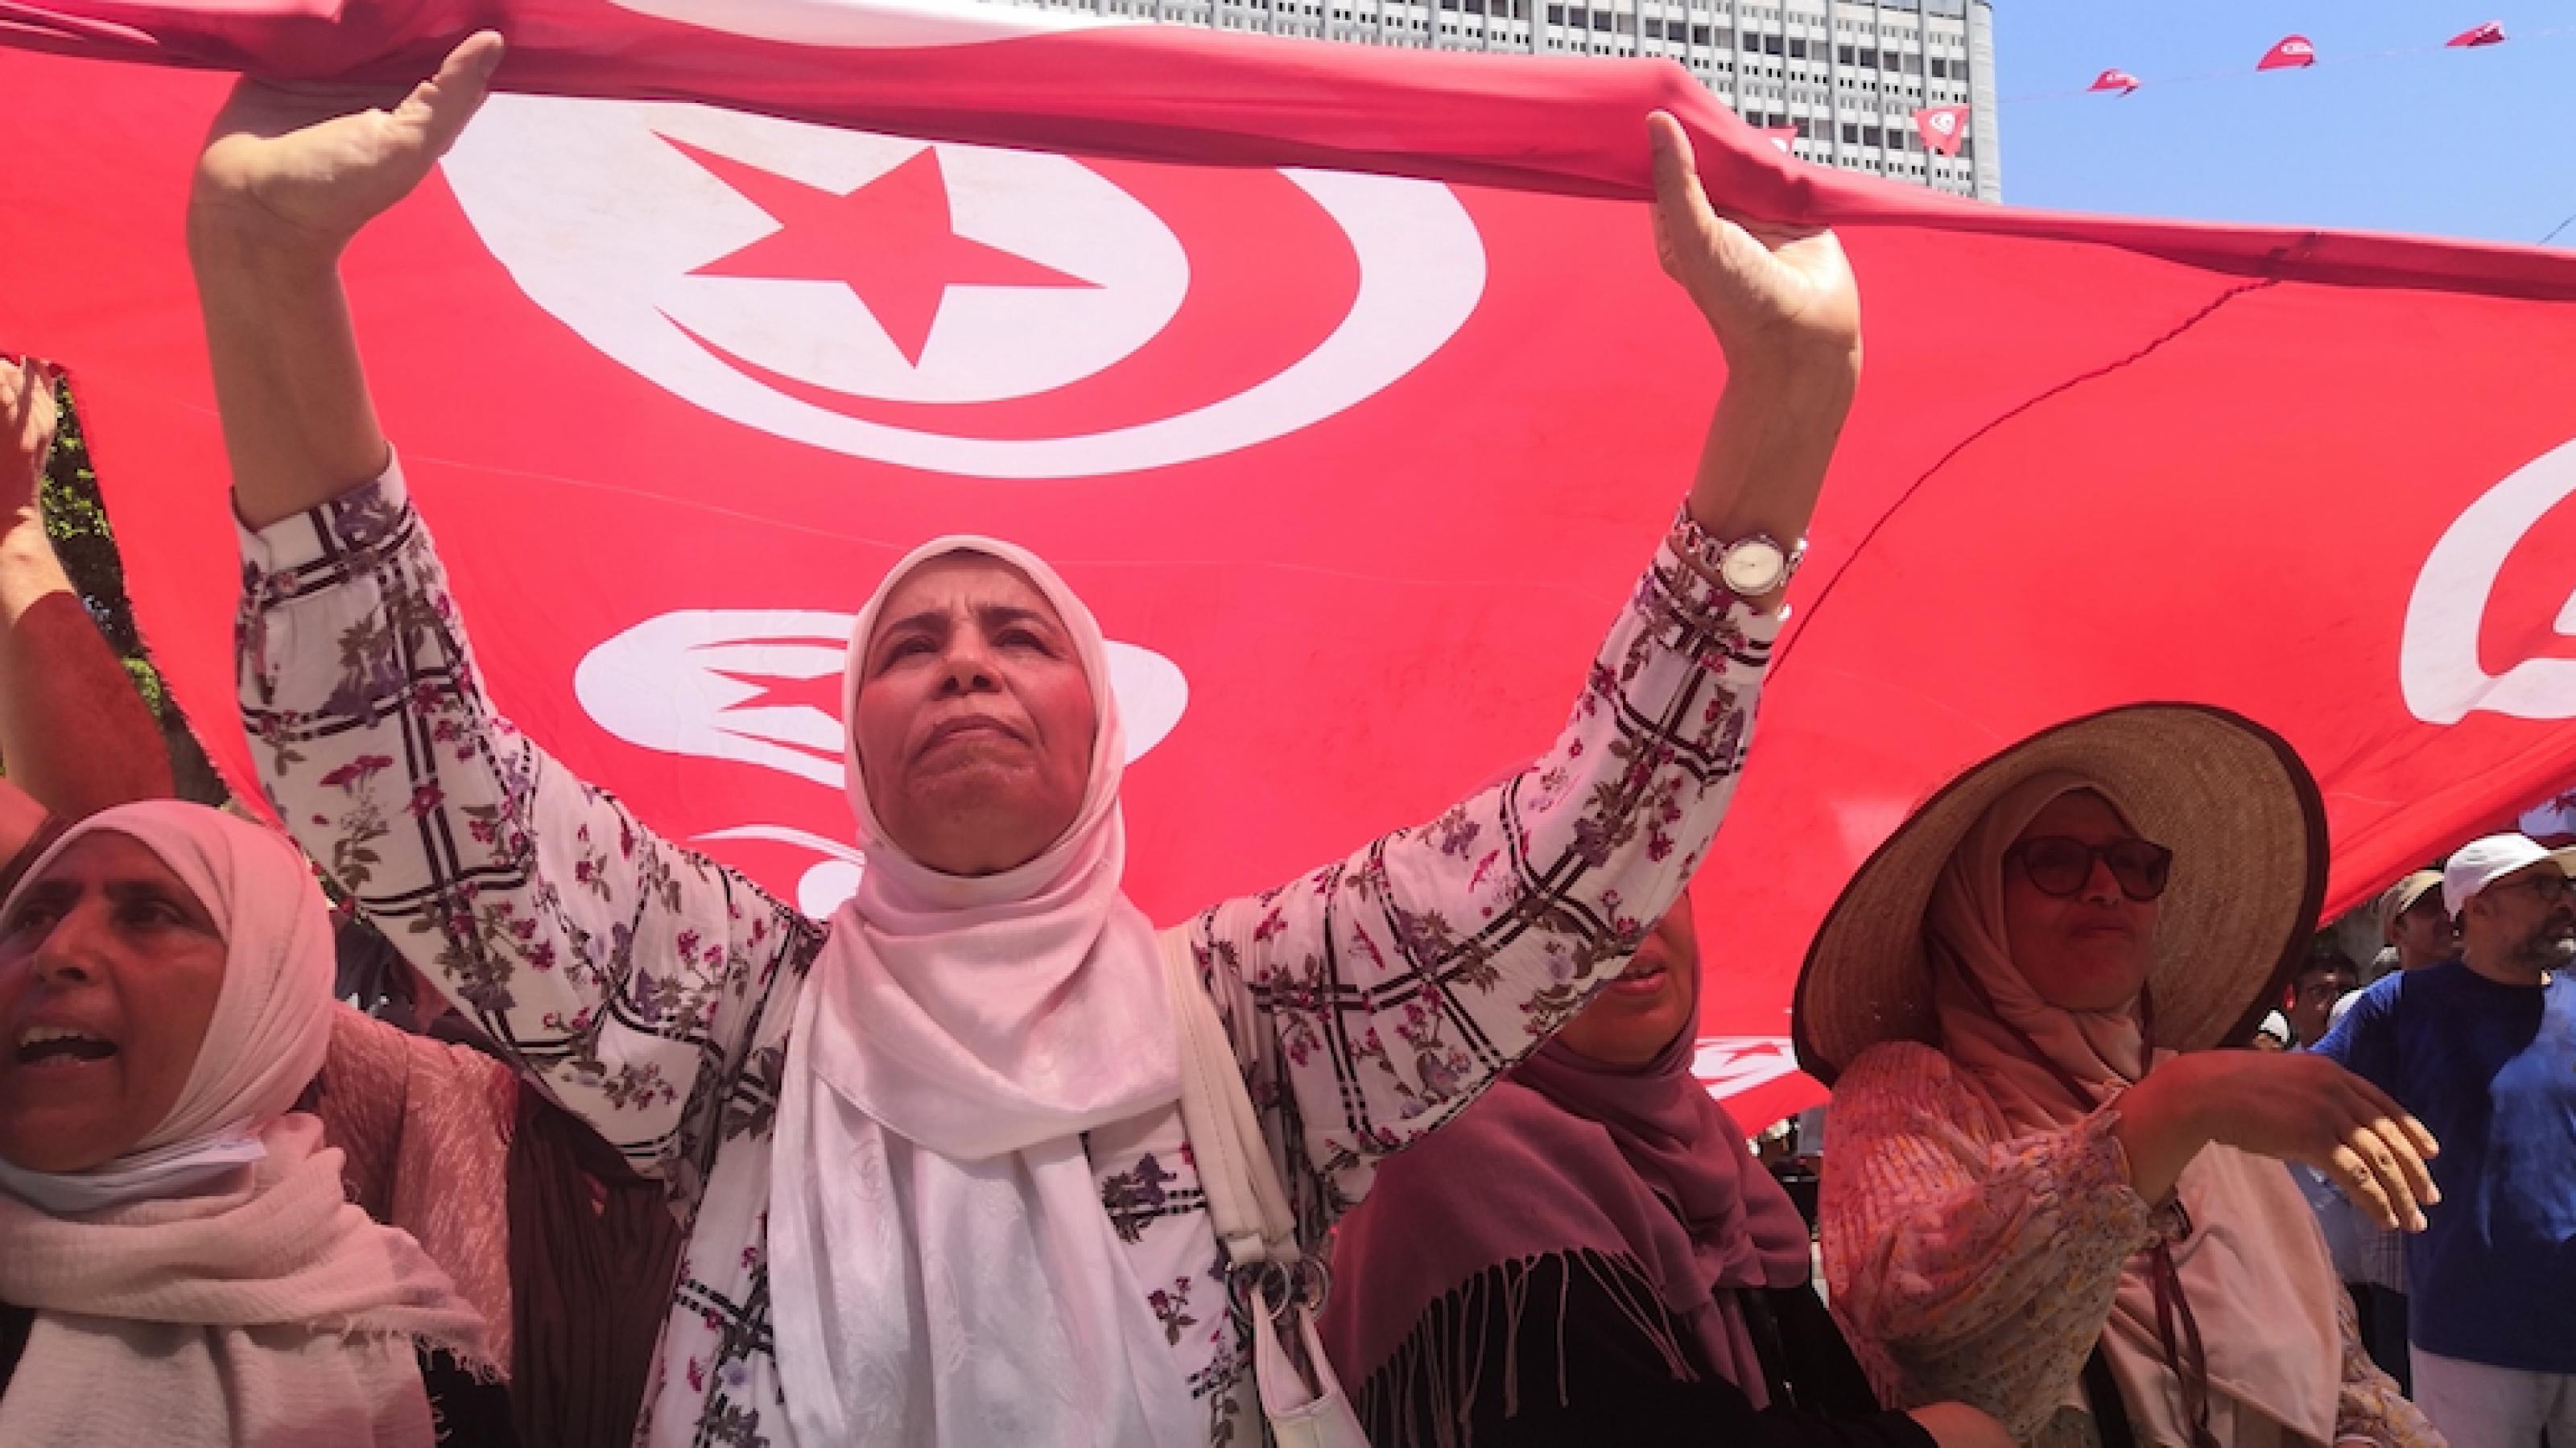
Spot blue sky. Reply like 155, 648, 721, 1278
1989, 3, 2576, 246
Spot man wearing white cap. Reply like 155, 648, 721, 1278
2313, 834, 2576, 1448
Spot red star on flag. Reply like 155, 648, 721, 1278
664, 136, 1099, 367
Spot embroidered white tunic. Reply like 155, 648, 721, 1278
236, 462, 1777, 1448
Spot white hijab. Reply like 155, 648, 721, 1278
0, 803, 487, 1448
768, 537, 1197, 1448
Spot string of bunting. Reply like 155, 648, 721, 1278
1901, 19, 2557, 162
2038, 18, 2564, 103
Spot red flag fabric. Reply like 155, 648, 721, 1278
2448, 20, 2507, 48
2259, 35, 2319, 70
6, 2, 2576, 1129
2091, 67, 2143, 93
1758, 124, 1798, 155
1913, 105, 1968, 157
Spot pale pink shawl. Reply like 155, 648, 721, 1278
766, 537, 1194, 1448
0, 803, 487, 1447
1926, 774, 2342, 1448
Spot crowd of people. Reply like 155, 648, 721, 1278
2, 29, 2572, 1448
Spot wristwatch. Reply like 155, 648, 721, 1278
1673, 505, 1807, 599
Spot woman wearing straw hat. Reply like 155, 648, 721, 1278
1794, 705, 2442, 1448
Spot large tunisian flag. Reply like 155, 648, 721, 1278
6, 0, 2576, 1128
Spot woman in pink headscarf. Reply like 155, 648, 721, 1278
0, 802, 488, 1447
1794, 707, 2443, 1448
1322, 885, 2004, 1448
196, 30, 1861, 1448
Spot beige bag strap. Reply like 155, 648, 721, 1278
1158, 930, 1370, 1448
1156, 926, 1299, 1270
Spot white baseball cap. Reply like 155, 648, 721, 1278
2442, 833, 2569, 917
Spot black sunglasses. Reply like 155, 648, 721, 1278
2006, 835, 2175, 902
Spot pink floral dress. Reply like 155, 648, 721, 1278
237, 460, 1777, 1448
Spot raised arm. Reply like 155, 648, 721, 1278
0, 357, 172, 826
1188, 113, 1862, 1235
197, 35, 813, 1194
1643, 113, 1859, 586
188, 34, 502, 530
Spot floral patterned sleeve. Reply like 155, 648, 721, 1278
1183, 518, 1779, 1242
2333, 1289, 2439, 1448
1819, 1042, 2161, 1441
237, 460, 819, 1202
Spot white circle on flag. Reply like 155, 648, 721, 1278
441, 97, 1485, 479
448, 99, 1183, 406
2399, 437, 2576, 725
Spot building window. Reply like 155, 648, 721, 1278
1645, 17, 1661, 37
1589, 9, 1608, 30
1862, 126, 1883, 146
1761, 32, 1782, 54
1841, 121, 1860, 143
1691, 23, 1710, 43
1858, 47, 1877, 68
1929, 56, 1948, 78
1787, 37, 1806, 57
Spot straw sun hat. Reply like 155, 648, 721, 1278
1792, 703, 2327, 1085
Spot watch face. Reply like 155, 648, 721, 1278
1719, 540, 1787, 594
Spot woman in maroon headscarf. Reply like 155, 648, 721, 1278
1319, 885, 2007, 1448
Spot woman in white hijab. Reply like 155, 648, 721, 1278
198, 30, 1864, 1447
1794, 706, 2440, 1448
0, 801, 487, 1448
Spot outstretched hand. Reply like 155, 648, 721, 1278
2211, 1052, 2440, 1232
0, 357, 57, 516
191, 31, 506, 258
2124, 1050, 2441, 1233
1648, 111, 1860, 372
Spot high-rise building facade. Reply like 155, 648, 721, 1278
1030, 0, 2000, 200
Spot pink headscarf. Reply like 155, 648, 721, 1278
1927, 771, 2149, 1136
766, 537, 1196, 1448
0, 802, 486, 1448
1926, 774, 2343, 1448
1323, 1017, 1816, 1421
0, 801, 342, 1205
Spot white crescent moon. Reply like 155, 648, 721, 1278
2399, 436, 2576, 725
442, 96, 1486, 480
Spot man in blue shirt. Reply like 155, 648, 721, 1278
2315, 835, 2576, 1448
